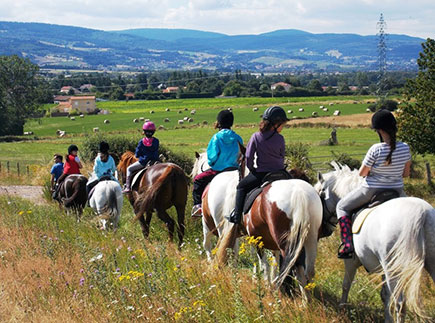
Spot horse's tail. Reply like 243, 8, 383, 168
63, 176, 87, 208
134, 164, 177, 219
215, 223, 239, 265
99, 183, 122, 225
275, 187, 310, 288
383, 201, 433, 319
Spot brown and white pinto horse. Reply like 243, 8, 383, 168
118, 151, 189, 246
215, 177, 322, 294
57, 174, 88, 218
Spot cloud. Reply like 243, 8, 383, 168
0, 0, 433, 38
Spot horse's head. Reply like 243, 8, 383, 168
191, 150, 209, 178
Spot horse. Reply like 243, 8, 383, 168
193, 152, 322, 293
89, 180, 123, 230
314, 162, 435, 322
118, 151, 189, 246
57, 174, 88, 218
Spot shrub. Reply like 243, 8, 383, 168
331, 152, 361, 170
285, 142, 314, 178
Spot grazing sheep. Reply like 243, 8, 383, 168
104, 119, 110, 124
319, 105, 324, 109
253, 107, 259, 111
312, 111, 318, 117
333, 110, 341, 116
165, 108, 170, 112
188, 118, 194, 123
298, 108, 304, 112
287, 110, 293, 114
178, 120, 184, 125
164, 118, 170, 122
150, 110, 154, 114
139, 117, 145, 121
190, 109, 196, 115
183, 116, 189, 121
70, 117, 76, 121
79, 114, 84, 118
323, 108, 328, 112
93, 127, 99, 132
133, 118, 138, 123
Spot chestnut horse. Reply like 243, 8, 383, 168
118, 151, 189, 246
57, 174, 88, 218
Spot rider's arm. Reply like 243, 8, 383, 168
206, 136, 220, 167
359, 165, 370, 177
403, 160, 411, 177
75, 156, 83, 169
50, 174, 55, 190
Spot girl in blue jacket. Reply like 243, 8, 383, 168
123, 121, 160, 193
191, 110, 243, 217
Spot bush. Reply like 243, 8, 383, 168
368, 99, 398, 112
81, 134, 193, 174
331, 152, 361, 170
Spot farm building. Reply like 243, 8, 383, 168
271, 82, 291, 92
54, 96, 97, 114
162, 87, 179, 93
60, 86, 80, 94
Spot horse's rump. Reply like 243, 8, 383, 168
62, 174, 88, 208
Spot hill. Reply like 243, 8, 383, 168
0, 21, 424, 71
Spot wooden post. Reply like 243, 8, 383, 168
27, 165, 30, 176
425, 162, 432, 186
7, 161, 10, 173
17, 162, 20, 176
0, 161, 1, 173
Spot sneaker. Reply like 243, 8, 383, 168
122, 187, 131, 194
337, 243, 354, 259
191, 204, 202, 217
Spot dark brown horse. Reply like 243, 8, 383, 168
57, 174, 88, 218
118, 151, 189, 246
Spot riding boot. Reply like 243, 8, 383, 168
229, 189, 245, 224
338, 216, 354, 259
122, 176, 132, 193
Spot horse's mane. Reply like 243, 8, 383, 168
118, 151, 138, 173
322, 161, 363, 198
191, 150, 209, 178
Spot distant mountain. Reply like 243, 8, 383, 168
0, 21, 424, 71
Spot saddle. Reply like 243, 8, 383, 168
131, 160, 160, 189
243, 170, 292, 214
87, 176, 113, 200
351, 189, 400, 234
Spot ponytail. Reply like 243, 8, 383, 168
385, 129, 396, 165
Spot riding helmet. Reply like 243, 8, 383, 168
371, 109, 397, 131
99, 141, 110, 154
142, 121, 156, 131
262, 106, 289, 124
68, 144, 79, 155
217, 110, 234, 128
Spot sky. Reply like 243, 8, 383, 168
0, 0, 434, 38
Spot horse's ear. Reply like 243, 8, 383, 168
317, 172, 324, 184
195, 151, 200, 159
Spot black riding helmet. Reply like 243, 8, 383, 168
371, 109, 397, 131
68, 144, 79, 155
262, 106, 289, 124
99, 141, 110, 154
217, 110, 234, 129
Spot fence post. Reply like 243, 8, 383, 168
17, 162, 20, 176
27, 165, 30, 176
0, 161, 1, 173
7, 161, 10, 173
425, 162, 432, 186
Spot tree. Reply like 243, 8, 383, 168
308, 79, 323, 92
0, 55, 42, 136
397, 38, 435, 155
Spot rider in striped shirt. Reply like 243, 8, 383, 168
336, 109, 412, 259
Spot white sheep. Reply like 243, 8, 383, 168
298, 108, 304, 112
323, 108, 329, 112
333, 110, 341, 116
93, 127, 99, 132
104, 119, 110, 124
319, 105, 324, 109
287, 110, 293, 114
79, 114, 84, 118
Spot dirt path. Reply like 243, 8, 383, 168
0, 185, 46, 205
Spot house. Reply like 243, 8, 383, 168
162, 86, 179, 93
60, 86, 80, 94
271, 82, 291, 92
55, 96, 96, 114
53, 95, 70, 104
79, 84, 94, 92
124, 93, 135, 100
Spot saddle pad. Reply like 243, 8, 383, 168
352, 206, 378, 234
132, 168, 147, 188
243, 186, 264, 214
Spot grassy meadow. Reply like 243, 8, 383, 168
0, 95, 434, 321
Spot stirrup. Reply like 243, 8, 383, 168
191, 205, 202, 218
337, 243, 354, 259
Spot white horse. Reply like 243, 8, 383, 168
315, 162, 435, 322
89, 180, 123, 230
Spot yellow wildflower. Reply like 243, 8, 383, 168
304, 282, 316, 291
27, 210, 32, 214
193, 300, 206, 307
18, 211, 24, 215
211, 247, 218, 255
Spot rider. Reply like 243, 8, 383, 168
336, 109, 411, 259
52, 144, 83, 199
86, 141, 118, 197
123, 121, 160, 193
191, 110, 243, 217
50, 154, 64, 193
229, 106, 289, 224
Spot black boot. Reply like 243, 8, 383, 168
229, 209, 242, 224
337, 216, 354, 259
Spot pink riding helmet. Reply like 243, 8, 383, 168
142, 121, 156, 131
